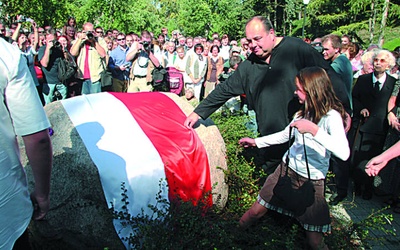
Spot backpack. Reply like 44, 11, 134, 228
58, 52, 77, 83
151, 66, 169, 92
166, 67, 184, 95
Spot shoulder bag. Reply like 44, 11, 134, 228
272, 126, 316, 217
100, 59, 113, 88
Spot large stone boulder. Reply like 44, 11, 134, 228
20, 92, 227, 249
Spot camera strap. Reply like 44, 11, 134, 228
137, 52, 149, 68
283, 126, 311, 181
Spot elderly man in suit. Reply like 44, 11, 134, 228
351, 49, 397, 200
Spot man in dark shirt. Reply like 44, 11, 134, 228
38, 30, 66, 104
184, 16, 351, 173
322, 34, 354, 205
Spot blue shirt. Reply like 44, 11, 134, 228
108, 45, 131, 80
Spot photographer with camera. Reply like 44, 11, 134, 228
126, 30, 160, 92
38, 29, 67, 104
70, 22, 108, 95
11, 15, 47, 105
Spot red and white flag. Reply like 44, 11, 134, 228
61, 92, 211, 247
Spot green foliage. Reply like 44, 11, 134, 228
1, 0, 67, 27
206, 0, 247, 40
1, 0, 399, 44
210, 112, 264, 213
358, 25, 400, 48
383, 37, 400, 50
327, 206, 396, 249
177, 0, 211, 37
353, 208, 396, 246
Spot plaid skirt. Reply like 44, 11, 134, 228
258, 162, 331, 233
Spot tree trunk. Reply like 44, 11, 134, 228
378, 0, 390, 47
283, 8, 286, 36
273, 0, 278, 30
369, 1, 376, 44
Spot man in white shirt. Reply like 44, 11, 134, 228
0, 38, 52, 249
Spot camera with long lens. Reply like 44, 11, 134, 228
18, 15, 27, 23
52, 40, 61, 48
311, 42, 324, 54
142, 41, 150, 50
86, 31, 94, 40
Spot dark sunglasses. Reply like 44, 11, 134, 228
117, 38, 125, 41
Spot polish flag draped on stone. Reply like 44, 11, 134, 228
61, 92, 212, 247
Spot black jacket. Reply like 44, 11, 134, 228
194, 36, 350, 162
352, 72, 396, 135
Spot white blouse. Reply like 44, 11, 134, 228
255, 110, 350, 180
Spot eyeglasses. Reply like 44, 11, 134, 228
117, 38, 125, 41
374, 58, 387, 63
96, 30, 103, 34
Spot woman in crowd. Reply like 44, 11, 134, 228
341, 42, 361, 71
204, 45, 224, 98
185, 43, 207, 100
353, 49, 379, 81
14, 20, 40, 92
173, 46, 187, 71
58, 35, 70, 51
62, 16, 77, 35
238, 67, 349, 250
104, 36, 114, 52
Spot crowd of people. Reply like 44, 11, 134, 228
1, 14, 400, 249
0, 16, 250, 106
183, 16, 400, 249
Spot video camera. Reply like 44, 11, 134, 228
17, 15, 33, 23
311, 42, 324, 54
